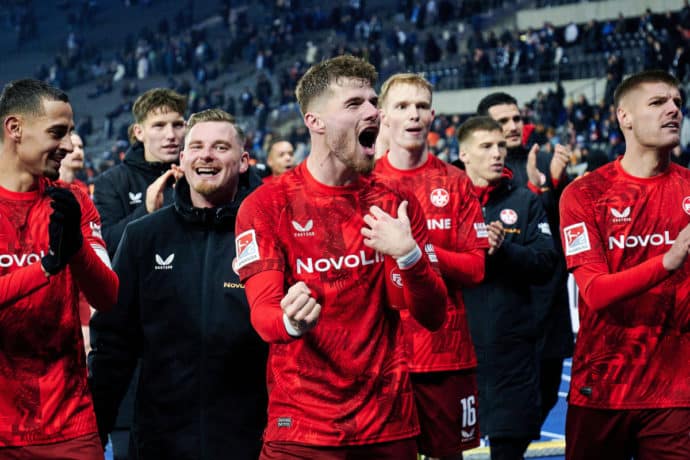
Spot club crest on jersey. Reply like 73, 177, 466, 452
128, 192, 142, 205
155, 253, 174, 270
683, 197, 690, 216
610, 206, 632, 223
474, 222, 488, 238
235, 230, 260, 269
389, 267, 403, 288
291, 219, 315, 237
430, 188, 450, 207
564, 222, 591, 256
500, 208, 518, 225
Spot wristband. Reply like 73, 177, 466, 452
396, 244, 422, 269
283, 313, 303, 337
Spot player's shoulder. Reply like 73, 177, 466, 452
562, 162, 616, 201
241, 167, 296, 208
125, 204, 176, 236
668, 162, 690, 180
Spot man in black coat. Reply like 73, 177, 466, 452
89, 109, 268, 459
91, 88, 187, 459
458, 117, 558, 460
477, 92, 574, 428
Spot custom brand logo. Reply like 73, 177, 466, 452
500, 208, 518, 225
128, 192, 142, 205
295, 251, 383, 274
608, 231, 674, 250
427, 218, 451, 230
564, 222, 591, 256
461, 428, 476, 440
430, 188, 450, 207
610, 206, 632, 223
474, 222, 488, 238
154, 253, 174, 270
0, 251, 45, 268
235, 230, 260, 269
291, 220, 315, 237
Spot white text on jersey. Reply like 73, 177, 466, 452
296, 251, 384, 274
427, 218, 451, 230
608, 231, 674, 250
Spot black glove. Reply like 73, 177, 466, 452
41, 187, 84, 275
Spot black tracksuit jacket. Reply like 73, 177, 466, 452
88, 173, 268, 459
464, 173, 558, 439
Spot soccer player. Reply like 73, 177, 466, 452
559, 70, 690, 460
93, 88, 186, 258
477, 91, 574, 426
91, 87, 186, 458
234, 55, 448, 459
263, 137, 295, 183
0, 79, 118, 457
458, 116, 557, 460
89, 109, 267, 459
374, 73, 488, 460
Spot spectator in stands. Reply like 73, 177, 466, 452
458, 116, 557, 460
477, 91, 574, 432
264, 137, 295, 183
91, 88, 186, 460
90, 108, 267, 459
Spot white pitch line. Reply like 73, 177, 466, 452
540, 430, 566, 440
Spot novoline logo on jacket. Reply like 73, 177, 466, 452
129, 192, 143, 205
155, 253, 174, 270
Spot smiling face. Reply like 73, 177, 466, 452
15, 99, 75, 181
617, 82, 683, 152
487, 103, 524, 149
181, 120, 249, 208
380, 82, 434, 155
134, 108, 185, 164
312, 77, 380, 174
459, 128, 507, 187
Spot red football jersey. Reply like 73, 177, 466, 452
374, 154, 488, 372
235, 162, 443, 446
560, 159, 690, 409
0, 179, 106, 446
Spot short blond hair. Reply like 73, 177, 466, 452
379, 73, 433, 108
186, 109, 245, 146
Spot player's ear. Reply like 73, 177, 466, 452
132, 123, 145, 142
4, 115, 22, 142
616, 105, 632, 131
304, 112, 325, 134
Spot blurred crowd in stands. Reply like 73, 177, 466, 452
8, 0, 689, 189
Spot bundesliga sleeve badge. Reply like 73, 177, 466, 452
563, 222, 591, 256
235, 229, 261, 269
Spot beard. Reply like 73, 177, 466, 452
327, 130, 375, 175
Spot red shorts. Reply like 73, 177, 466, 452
0, 433, 103, 460
410, 369, 480, 457
260, 438, 417, 460
566, 405, 690, 460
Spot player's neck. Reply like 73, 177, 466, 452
59, 168, 76, 184
0, 155, 38, 192
306, 151, 360, 186
387, 146, 428, 170
620, 147, 671, 178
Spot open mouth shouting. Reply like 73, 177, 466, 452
358, 126, 379, 157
